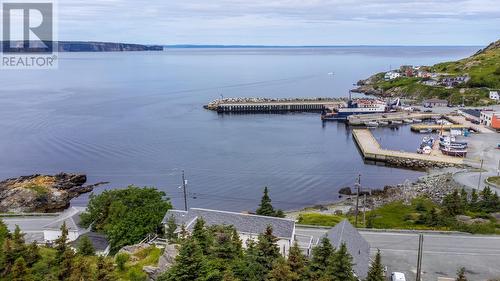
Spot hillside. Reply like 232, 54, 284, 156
355, 39, 500, 106
2, 41, 164, 52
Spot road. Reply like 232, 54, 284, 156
295, 226, 500, 281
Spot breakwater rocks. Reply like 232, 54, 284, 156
0, 173, 107, 213
385, 157, 460, 169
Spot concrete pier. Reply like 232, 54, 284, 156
205, 98, 345, 113
352, 129, 464, 168
347, 112, 440, 125
410, 124, 469, 132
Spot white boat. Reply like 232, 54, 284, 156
412, 119, 422, 123
378, 121, 389, 126
365, 121, 379, 127
391, 120, 403, 125
403, 119, 413, 123
417, 146, 432, 155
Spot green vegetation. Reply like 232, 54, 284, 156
158, 218, 366, 281
115, 245, 162, 281
297, 213, 344, 227
24, 184, 49, 196
487, 176, 500, 186
80, 185, 172, 253
256, 187, 285, 218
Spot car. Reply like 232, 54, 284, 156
424, 109, 432, 113
391, 272, 406, 281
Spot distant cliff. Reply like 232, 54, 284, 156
2, 41, 163, 52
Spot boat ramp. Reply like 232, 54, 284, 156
352, 129, 464, 168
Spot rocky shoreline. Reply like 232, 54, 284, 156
0, 173, 107, 213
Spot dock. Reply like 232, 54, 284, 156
347, 112, 441, 125
410, 124, 469, 132
352, 129, 464, 168
205, 97, 345, 113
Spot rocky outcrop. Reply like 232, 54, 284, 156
143, 244, 179, 280
0, 173, 106, 213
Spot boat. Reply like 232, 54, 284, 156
419, 128, 433, 134
439, 135, 468, 148
420, 136, 434, 149
412, 119, 423, 123
321, 94, 387, 121
365, 121, 379, 127
391, 120, 403, 125
403, 119, 413, 123
441, 146, 467, 157
378, 121, 389, 126
417, 146, 432, 155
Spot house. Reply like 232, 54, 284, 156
42, 206, 89, 242
162, 208, 296, 255
326, 220, 370, 280
422, 98, 448, 107
490, 91, 499, 101
70, 232, 111, 256
480, 111, 500, 130
384, 71, 401, 80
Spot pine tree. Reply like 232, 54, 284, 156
327, 243, 356, 281
212, 226, 240, 260
0, 218, 9, 245
77, 235, 95, 256
57, 248, 75, 281
460, 189, 469, 210
1, 238, 16, 274
256, 225, 281, 271
55, 222, 69, 262
232, 239, 266, 281
268, 257, 299, 281
161, 237, 207, 281
470, 189, 479, 211
256, 187, 280, 217
366, 249, 384, 281
456, 267, 467, 281
25, 241, 41, 266
192, 217, 213, 255
12, 225, 27, 259
68, 256, 93, 281
222, 269, 241, 281
96, 256, 116, 281
11, 257, 33, 281
165, 215, 178, 243
309, 236, 335, 277
287, 242, 307, 278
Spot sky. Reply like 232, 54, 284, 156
56, 0, 500, 45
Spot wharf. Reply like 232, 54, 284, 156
352, 129, 464, 168
347, 112, 440, 125
205, 98, 345, 113
410, 124, 469, 132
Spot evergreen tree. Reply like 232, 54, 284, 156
443, 190, 464, 216
161, 237, 207, 281
327, 243, 356, 281
470, 189, 479, 210
309, 236, 335, 277
232, 239, 266, 281
426, 207, 440, 227
68, 256, 93, 281
256, 225, 281, 271
96, 256, 116, 281
222, 269, 241, 281
456, 267, 467, 281
460, 189, 469, 210
57, 248, 75, 281
11, 257, 33, 281
12, 225, 27, 259
0, 218, 9, 245
256, 187, 284, 217
366, 249, 384, 281
115, 253, 130, 271
212, 226, 241, 260
55, 222, 69, 262
192, 217, 213, 255
231, 228, 243, 258
268, 257, 299, 281
287, 242, 308, 278
165, 215, 178, 243
25, 241, 41, 266
1, 238, 15, 274
77, 235, 95, 256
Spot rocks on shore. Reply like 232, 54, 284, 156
0, 173, 107, 213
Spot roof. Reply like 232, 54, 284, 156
162, 208, 295, 239
70, 232, 110, 252
462, 109, 481, 118
42, 206, 87, 231
326, 220, 370, 279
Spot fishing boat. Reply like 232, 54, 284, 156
378, 121, 389, 126
417, 146, 432, 155
439, 136, 468, 148
403, 119, 413, 123
391, 120, 403, 125
419, 128, 433, 134
441, 146, 467, 157
321, 93, 387, 121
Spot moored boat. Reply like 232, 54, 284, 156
440, 146, 467, 157
365, 121, 379, 127
419, 128, 433, 133
378, 121, 389, 126
403, 119, 413, 123
391, 120, 403, 125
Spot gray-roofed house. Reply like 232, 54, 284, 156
70, 232, 111, 256
162, 208, 296, 255
42, 206, 89, 242
326, 220, 370, 280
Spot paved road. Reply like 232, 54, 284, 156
295, 227, 500, 281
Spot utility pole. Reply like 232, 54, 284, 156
497, 159, 500, 177
416, 233, 424, 281
182, 170, 188, 211
354, 174, 361, 227
363, 193, 367, 227
477, 159, 484, 190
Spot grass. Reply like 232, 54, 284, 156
116, 245, 163, 281
24, 183, 49, 195
487, 176, 500, 186
297, 213, 345, 227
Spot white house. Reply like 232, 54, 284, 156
384, 71, 401, 80
490, 91, 499, 101
162, 208, 296, 256
42, 206, 88, 242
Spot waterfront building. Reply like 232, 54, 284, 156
480, 111, 500, 130
422, 98, 448, 107
490, 90, 499, 101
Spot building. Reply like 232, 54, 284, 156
326, 220, 370, 280
459, 109, 481, 123
42, 206, 89, 242
480, 111, 500, 130
490, 91, 499, 101
422, 98, 448, 107
70, 232, 111, 256
384, 71, 401, 80
162, 208, 296, 255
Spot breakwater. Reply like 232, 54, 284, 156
204, 97, 345, 113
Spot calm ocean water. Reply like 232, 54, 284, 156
0, 46, 478, 211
